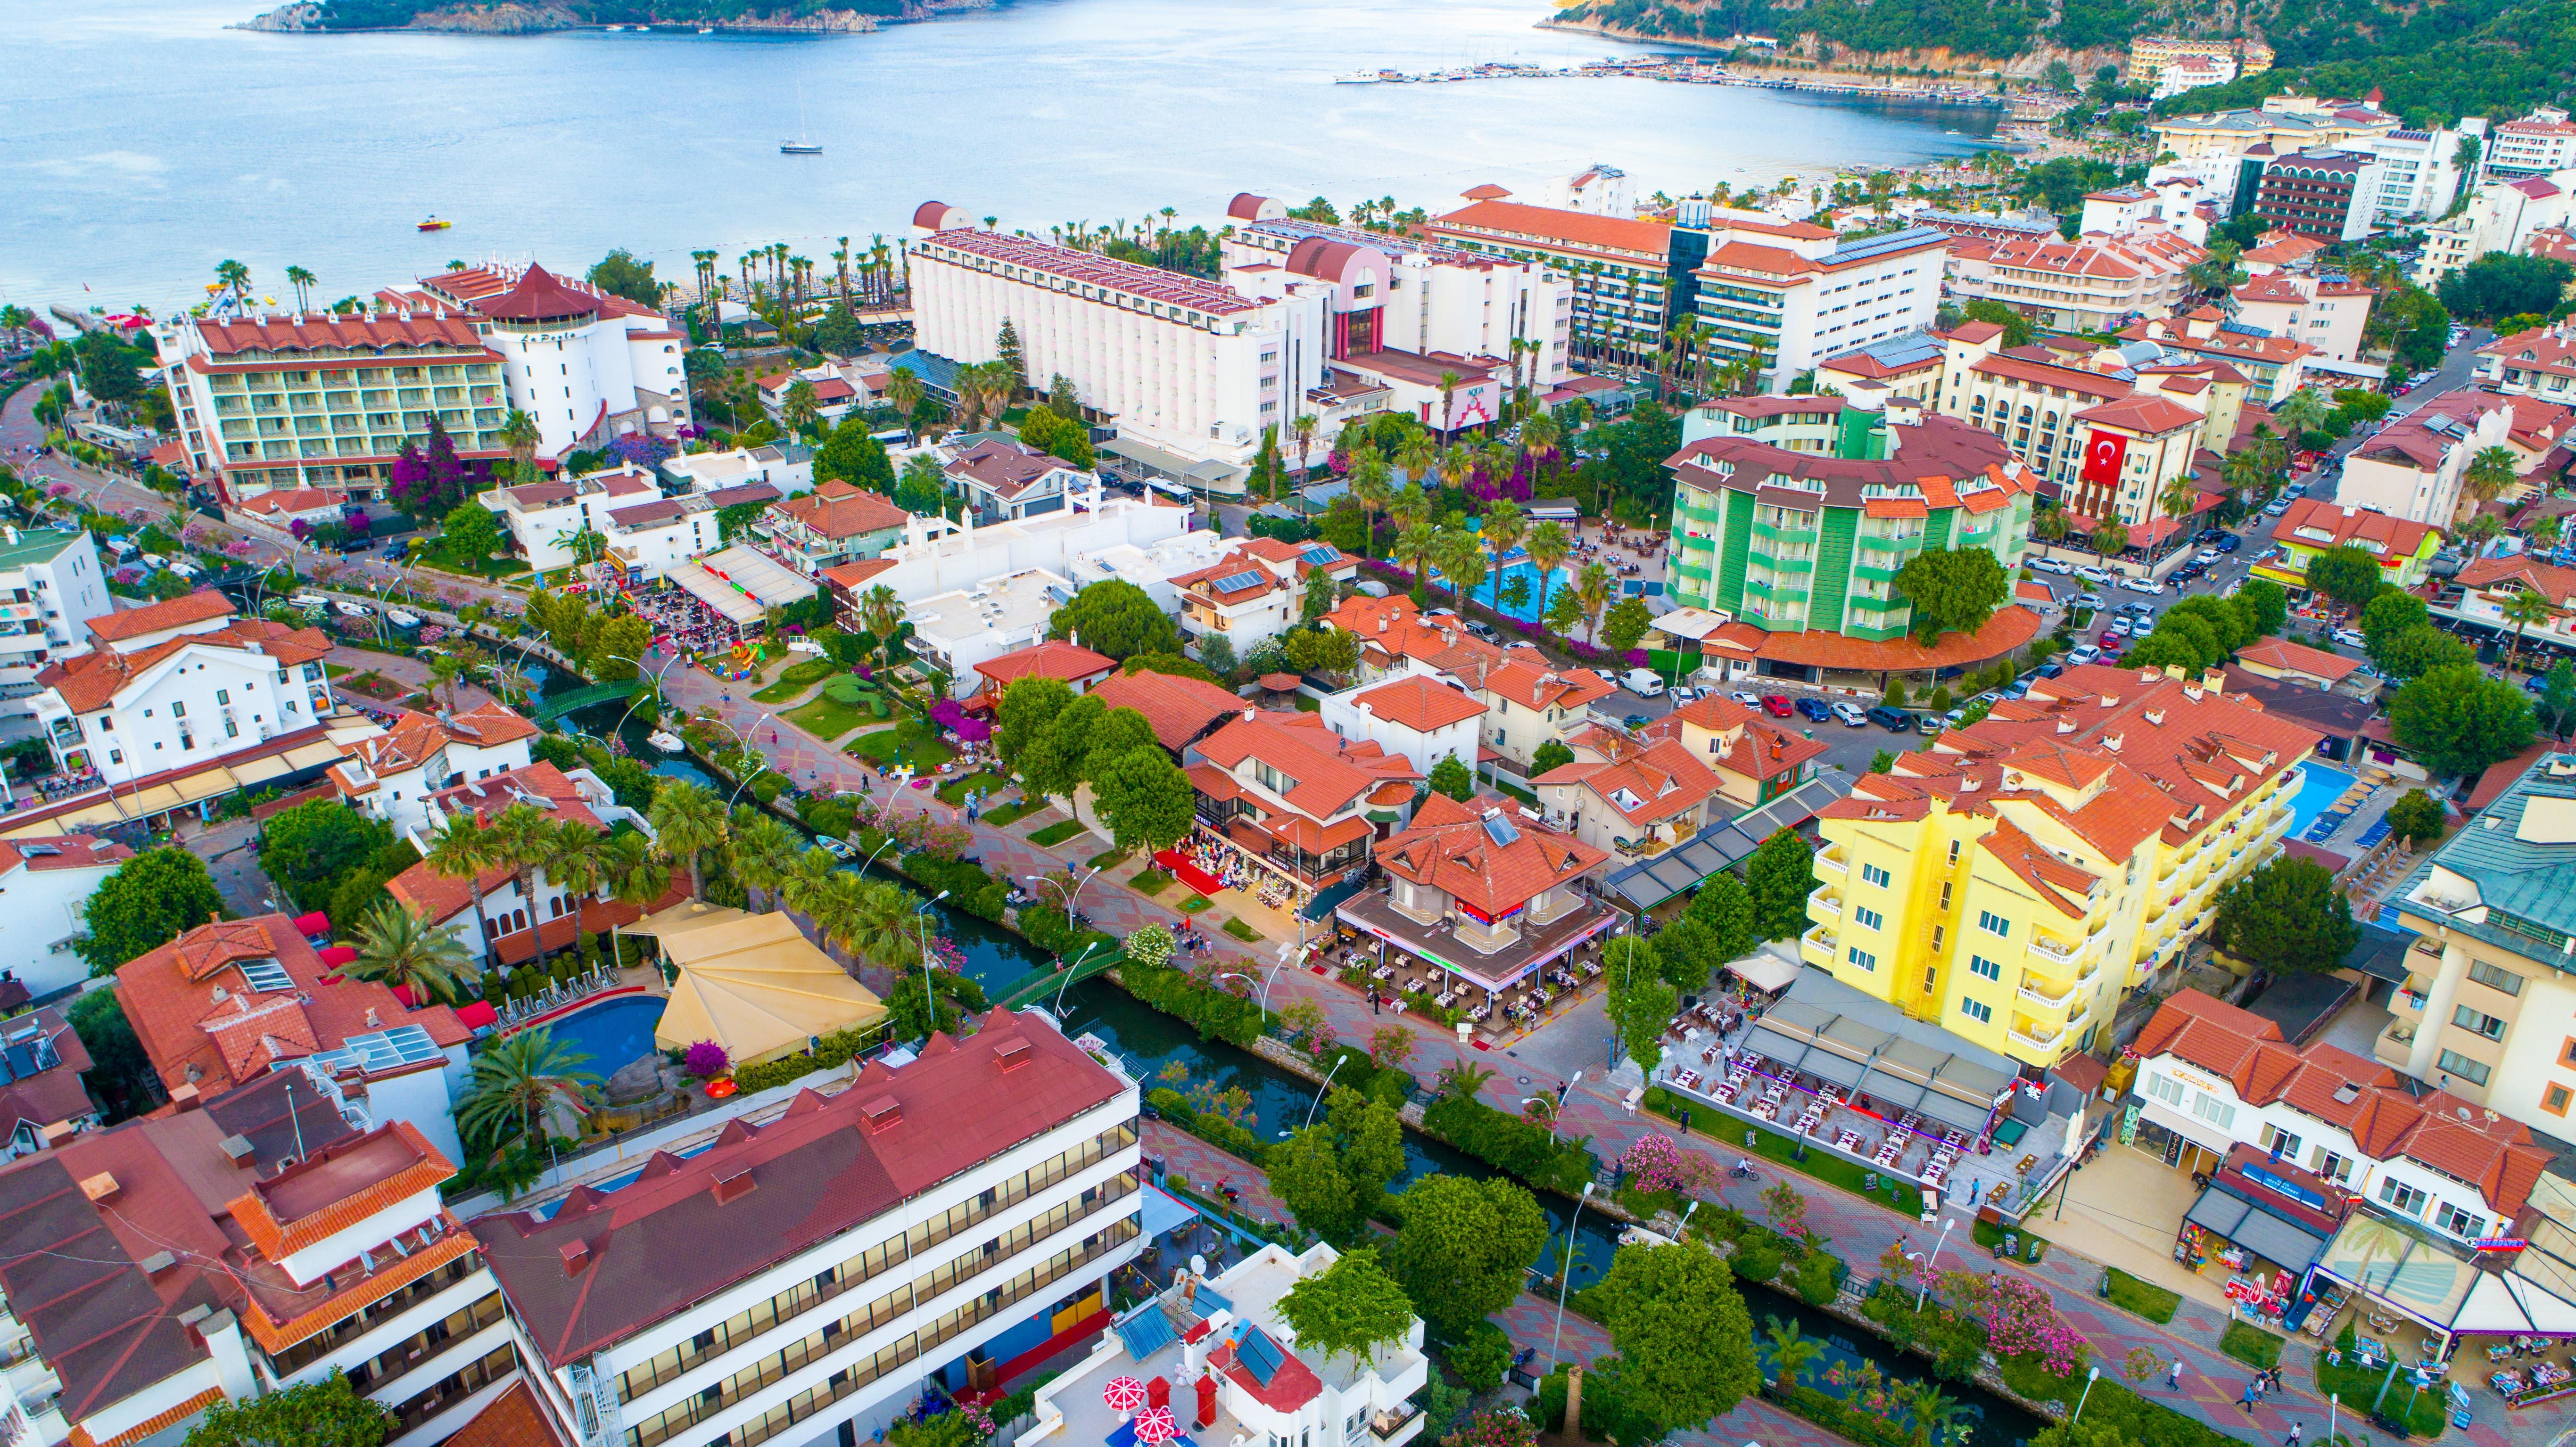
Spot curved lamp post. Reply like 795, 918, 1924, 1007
1548, 1182, 1597, 1370
913, 890, 950, 1025
1916, 1216, 1956, 1312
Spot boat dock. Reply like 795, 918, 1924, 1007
1333, 56, 2004, 108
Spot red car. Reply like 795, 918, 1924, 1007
1762, 694, 1793, 718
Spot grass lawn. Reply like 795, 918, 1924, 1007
1972, 1217, 2047, 1264
847, 720, 954, 773
1087, 847, 1133, 870
982, 797, 1040, 826
1222, 916, 1261, 942
1293, 694, 1320, 713
937, 769, 1007, 805
323, 662, 351, 678
787, 695, 879, 742
1642, 1089, 1924, 1216
1130, 868, 1172, 896
2100, 1268, 2180, 1324
1028, 819, 1088, 847
752, 667, 834, 704
413, 543, 530, 580
2315, 1335, 2446, 1439
2221, 1320, 2283, 1370
1179, 894, 1213, 913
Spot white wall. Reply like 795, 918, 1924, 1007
45, 647, 333, 787
0, 860, 119, 997
1318, 691, 1479, 779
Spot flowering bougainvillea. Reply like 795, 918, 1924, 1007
683, 1041, 730, 1079
1618, 1133, 1687, 1193
1945, 1269, 2088, 1376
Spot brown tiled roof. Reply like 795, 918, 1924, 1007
1428, 200, 1673, 260
41, 617, 331, 713
769, 480, 909, 540
0, 834, 130, 875
2458, 554, 2576, 606
1374, 793, 1607, 916
2077, 394, 2206, 435
87, 593, 237, 645
476, 263, 605, 323
1536, 733, 1723, 827
2237, 638, 2361, 682
442, 1381, 569, 1447
473, 1010, 1125, 1367
1197, 711, 1418, 819
1090, 668, 1246, 751
949, 437, 1078, 500
190, 312, 486, 357
974, 641, 1115, 689
227, 1121, 452, 1261
1351, 676, 1486, 732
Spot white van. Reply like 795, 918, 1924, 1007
1619, 668, 1667, 698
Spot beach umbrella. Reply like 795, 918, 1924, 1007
1134, 1407, 1180, 1444
1103, 1377, 1148, 1414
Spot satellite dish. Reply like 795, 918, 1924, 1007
1190, 1254, 1208, 1277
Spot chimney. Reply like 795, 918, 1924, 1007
996, 1039, 1032, 1074
2201, 669, 2225, 695
712, 1170, 757, 1206
138, 1251, 177, 1278
218, 1134, 256, 1164
79, 1172, 120, 1203
559, 1239, 592, 1276
169, 1081, 203, 1112
863, 1095, 904, 1133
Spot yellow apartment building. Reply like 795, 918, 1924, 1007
1804, 663, 2320, 1068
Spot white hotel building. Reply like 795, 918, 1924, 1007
31, 592, 336, 789
472, 1007, 1144, 1447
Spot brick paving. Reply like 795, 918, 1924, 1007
670, 660, 2535, 1447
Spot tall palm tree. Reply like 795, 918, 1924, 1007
731, 813, 801, 911
781, 379, 821, 433
1436, 370, 1463, 438
1576, 559, 1613, 642
2502, 586, 2556, 668
424, 811, 499, 964
1761, 1315, 1823, 1389
1434, 527, 1486, 614
2463, 444, 2521, 510
499, 409, 542, 477
1519, 409, 1560, 461
1906, 1382, 1961, 1447
1393, 436, 1435, 493
647, 780, 728, 902
1388, 481, 1433, 537
482, 802, 559, 968
885, 369, 924, 442
2157, 477, 2200, 559
2273, 386, 2331, 438
214, 259, 252, 309
284, 265, 316, 312
604, 831, 671, 968
455, 1028, 598, 1164
832, 876, 926, 980
1347, 453, 1391, 556
782, 844, 845, 921
1288, 412, 1320, 488
544, 821, 613, 961
349, 899, 477, 1005
1527, 520, 1572, 618
1440, 443, 1476, 493
1483, 497, 1527, 570
859, 584, 904, 665
1396, 521, 1441, 594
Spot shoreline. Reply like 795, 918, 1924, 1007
232, 0, 993, 37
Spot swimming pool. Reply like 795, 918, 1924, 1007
2284, 759, 2357, 839
1428, 547, 1573, 623
520, 993, 667, 1079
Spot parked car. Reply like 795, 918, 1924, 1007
1796, 697, 1834, 722
1731, 691, 1763, 705
2002, 680, 2032, 700
2102, 622, 2130, 642
2072, 592, 2105, 611
2035, 662, 2066, 678
2195, 549, 2221, 565
2195, 527, 2230, 545
2265, 497, 2293, 516
1620, 668, 1667, 698
1832, 701, 1869, 726
1762, 694, 1794, 718
2332, 627, 2366, 648
2217, 534, 2244, 553
2067, 644, 2102, 665
1667, 686, 1697, 703
2119, 576, 2165, 595
1866, 706, 1914, 732
2076, 565, 2110, 583
2029, 557, 2074, 576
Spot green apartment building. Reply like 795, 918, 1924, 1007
1663, 396, 2039, 646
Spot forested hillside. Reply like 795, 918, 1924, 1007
1555, 0, 2576, 123
248, 0, 902, 31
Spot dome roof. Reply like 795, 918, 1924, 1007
478, 264, 601, 324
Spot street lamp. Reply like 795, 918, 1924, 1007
1916, 1217, 1956, 1312
913, 890, 949, 1025
2073, 1366, 2101, 1421
1677, 1199, 1699, 1240
1025, 863, 1102, 927
1548, 1182, 1597, 1370
1050, 938, 1106, 1018
1296, 1054, 1348, 1134
2328, 1392, 2338, 1447
604, 650, 682, 738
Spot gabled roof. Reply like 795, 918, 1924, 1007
1428, 200, 1673, 260
974, 641, 1116, 689
2237, 638, 2362, 682
476, 263, 605, 323
87, 592, 237, 646
768, 479, 908, 540
2275, 498, 2442, 558
1535, 733, 1723, 827
41, 617, 332, 714
1197, 710, 1420, 820
1090, 668, 1247, 752
1349, 676, 1485, 732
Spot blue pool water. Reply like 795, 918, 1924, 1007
2285, 760, 2357, 839
524, 994, 668, 1079
1428, 548, 1574, 623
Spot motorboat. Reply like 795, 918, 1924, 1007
332, 600, 372, 618
646, 730, 687, 754
385, 607, 420, 628
816, 836, 857, 860
417, 217, 451, 231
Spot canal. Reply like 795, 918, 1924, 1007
539, 670, 2039, 1447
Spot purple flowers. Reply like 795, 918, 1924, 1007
608, 432, 675, 469
683, 1041, 730, 1079
1618, 1134, 1687, 1193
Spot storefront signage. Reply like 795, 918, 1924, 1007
2472, 1237, 2529, 1252
2242, 1162, 2332, 1212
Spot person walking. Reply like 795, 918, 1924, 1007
2167, 1358, 2185, 1391
2240, 1380, 2258, 1414
2285, 1422, 2303, 1447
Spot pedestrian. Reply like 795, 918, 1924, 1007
2240, 1381, 2257, 1414
1370, 990, 1380, 1016
2168, 1359, 2184, 1391
2285, 1423, 2302, 1447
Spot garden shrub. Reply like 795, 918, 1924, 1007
1420, 1093, 1597, 1197
1792, 1249, 1838, 1306
1123, 965, 1266, 1046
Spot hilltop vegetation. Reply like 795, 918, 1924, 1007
1556, 0, 2576, 122
247, 0, 905, 32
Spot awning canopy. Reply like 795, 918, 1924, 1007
1605, 773, 1853, 908
1739, 966, 2017, 1138
291, 911, 329, 937
2187, 1184, 2331, 1271
1139, 1185, 1199, 1241
1726, 950, 1800, 993
634, 901, 886, 1067
666, 544, 818, 627
1100, 436, 1244, 487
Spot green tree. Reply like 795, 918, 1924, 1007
2090, 519, 2130, 559
2362, 590, 2432, 670
185, 1375, 392, 1447
1387, 1174, 1551, 1336
1649, 915, 1723, 995
1022, 694, 1107, 803
1531, 738, 1575, 776
1017, 407, 1097, 469
2439, 253, 2575, 321
347, 899, 476, 1004
894, 452, 946, 516
2540, 660, 2576, 738
1427, 754, 1475, 801
1092, 746, 1196, 855
2304, 545, 2387, 610
1543, 584, 1585, 638
1268, 1124, 1363, 1243
77, 848, 225, 977
816, 418, 897, 493
1587, 1242, 1762, 1431
1744, 830, 1817, 940
1895, 547, 2008, 643
1684, 870, 1759, 963
995, 318, 1028, 395
586, 249, 661, 306
2378, 625, 2477, 683
259, 799, 396, 913
2213, 856, 2361, 975
995, 676, 1074, 774
2235, 577, 2290, 639
1609, 969, 1680, 1074
1601, 595, 1655, 653
2391, 662, 2538, 779
1326, 1086, 1408, 1199
1958, 298, 2034, 346
1047, 579, 1181, 659
439, 498, 505, 564
646, 779, 729, 902
2385, 788, 2447, 845
66, 988, 156, 1121
1276, 1246, 1416, 1371
1762, 1315, 1824, 1389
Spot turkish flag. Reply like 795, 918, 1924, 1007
2080, 430, 2128, 490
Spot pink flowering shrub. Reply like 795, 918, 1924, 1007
1618, 1134, 1687, 1193
1945, 1269, 2088, 1377
683, 1041, 730, 1079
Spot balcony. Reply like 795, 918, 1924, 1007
1811, 889, 1844, 919
1754, 518, 1818, 545
1678, 498, 1725, 526
2018, 975, 2077, 1012
1753, 550, 1817, 575
1816, 847, 1849, 876
2008, 1019, 2065, 1052
1800, 923, 1838, 965
1370, 1405, 1424, 1442
2027, 932, 2083, 967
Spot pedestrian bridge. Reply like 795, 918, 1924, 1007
531, 680, 638, 723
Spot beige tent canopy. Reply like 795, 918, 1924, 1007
629, 902, 887, 1067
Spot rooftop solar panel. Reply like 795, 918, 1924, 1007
1235, 1325, 1286, 1384
1212, 570, 1267, 592
239, 958, 295, 995
1113, 1303, 1178, 1361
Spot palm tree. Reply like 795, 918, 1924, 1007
885, 369, 924, 442
1434, 527, 1486, 614
1348, 453, 1392, 556
2463, 444, 2521, 510
1440, 443, 1477, 493
1483, 497, 1527, 570
1519, 409, 1560, 461
424, 811, 499, 964
2157, 477, 2200, 559
482, 802, 559, 968
859, 584, 904, 665
2502, 586, 2557, 668
731, 813, 801, 911
1576, 559, 1613, 642
1905, 1382, 1961, 1447
823, 874, 925, 978
1762, 1315, 1823, 1389
214, 259, 251, 309
348, 899, 477, 1005
284, 265, 316, 312
2274, 387, 2331, 438
603, 831, 671, 968
1527, 520, 1571, 618
781, 379, 821, 433
647, 780, 728, 901
455, 1028, 598, 1164
544, 821, 613, 962
1388, 481, 1433, 537
2460, 511, 2506, 556
1288, 411, 1320, 488
1396, 521, 1441, 594
1436, 370, 1464, 438
499, 409, 542, 477
782, 844, 845, 921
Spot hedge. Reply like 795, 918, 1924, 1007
730, 1024, 891, 1094
1122, 964, 1267, 1047
1764, 1382, 1916, 1447
1420, 1093, 1597, 1197
900, 850, 1008, 920
1147, 1086, 1271, 1161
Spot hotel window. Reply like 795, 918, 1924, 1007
2452, 1005, 2508, 1041
1977, 910, 2009, 938
2262, 1124, 2302, 1159
2438, 1203, 2485, 1238
1854, 906, 1883, 930
2437, 1050, 2493, 1087
2192, 1092, 2237, 1129
2544, 1084, 2572, 1117
1961, 998, 1992, 1024
2146, 1073, 2184, 1107
2379, 1177, 2427, 1215
1968, 954, 2000, 981
1846, 946, 1877, 971
2468, 959, 2523, 996
1862, 863, 1890, 887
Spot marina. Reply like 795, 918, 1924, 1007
1335, 53, 2006, 107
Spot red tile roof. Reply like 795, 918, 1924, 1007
0, 834, 130, 876
2275, 498, 2442, 559
472, 1010, 1127, 1366
189, 312, 487, 358
2236, 638, 2362, 682
1090, 668, 1247, 751
1350, 676, 1486, 732
1536, 732, 1724, 827
87, 592, 238, 645
476, 263, 606, 323
1428, 200, 1673, 260
768, 479, 909, 540
974, 641, 1116, 689
2457, 554, 2576, 605
442, 1381, 569, 1447
1197, 710, 1420, 820
227, 1120, 452, 1260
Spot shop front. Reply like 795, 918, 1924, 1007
2177, 1146, 2350, 1333
2122, 1094, 2237, 1181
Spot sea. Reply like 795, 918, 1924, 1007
1, 0, 2001, 315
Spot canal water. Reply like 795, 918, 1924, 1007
540, 671, 2038, 1447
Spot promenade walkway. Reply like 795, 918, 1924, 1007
661, 658, 2530, 1447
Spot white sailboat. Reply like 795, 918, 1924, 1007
780, 82, 822, 154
